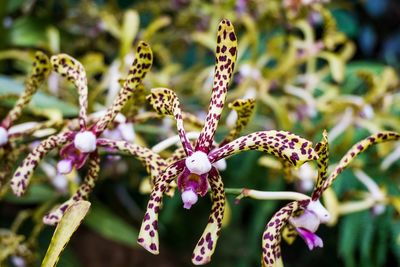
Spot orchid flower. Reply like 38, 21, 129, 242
137, 19, 318, 265
0, 52, 51, 188
10, 42, 168, 225
261, 130, 400, 267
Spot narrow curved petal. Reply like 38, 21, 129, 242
192, 168, 225, 265
123, 82, 147, 118
97, 138, 167, 184
209, 131, 318, 168
2, 52, 51, 128
0, 145, 18, 188
43, 152, 100, 225
147, 88, 193, 155
262, 200, 309, 267
219, 98, 255, 147
195, 19, 238, 153
95, 42, 153, 134
311, 130, 329, 201
137, 161, 185, 254
10, 132, 70, 196
323, 131, 400, 191
51, 53, 88, 129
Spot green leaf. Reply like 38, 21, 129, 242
9, 17, 48, 47
5, 184, 56, 204
0, 75, 78, 116
332, 9, 358, 38
84, 201, 138, 247
120, 10, 139, 60
41, 201, 91, 267
338, 212, 363, 267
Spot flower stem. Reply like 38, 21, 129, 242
151, 132, 200, 153
225, 188, 310, 202
338, 198, 376, 215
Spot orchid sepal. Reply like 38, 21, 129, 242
10, 132, 70, 196
195, 19, 238, 153
137, 161, 185, 254
209, 130, 318, 168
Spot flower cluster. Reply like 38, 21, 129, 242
137, 19, 318, 265
0, 7, 399, 267
9, 42, 169, 226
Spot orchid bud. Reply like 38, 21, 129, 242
57, 159, 73, 174
182, 189, 198, 209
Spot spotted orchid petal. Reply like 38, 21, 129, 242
51, 54, 88, 130
94, 42, 153, 134
195, 19, 238, 153
138, 161, 185, 254
10, 132, 70, 196
147, 88, 194, 155
123, 82, 147, 118
97, 139, 167, 184
2, 52, 51, 129
0, 146, 18, 188
209, 131, 318, 168
311, 130, 329, 201
219, 98, 256, 147
43, 152, 100, 225
262, 200, 309, 267
323, 131, 400, 191
192, 168, 225, 265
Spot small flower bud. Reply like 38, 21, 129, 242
181, 189, 198, 209
0, 127, 8, 146
185, 151, 212, 175
74, 131, 97, 153
57, 159, 73, 174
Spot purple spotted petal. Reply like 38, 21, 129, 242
137, 161, 185, 254
147, 88, 194, 156
51, 54, 88, 130
209, 130, 318, 168
311, 130, 329, 201
261, 201, 309, 267
2, 51, 51, 129
43, 152, 100, 225
296, 227, 323, 250
94, 42, 152, 134
192, 168, 225, 265
10, 132, 71, 196
323, 131, 400, 192
97, 138, 168, 185
195, 19, 238, 153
